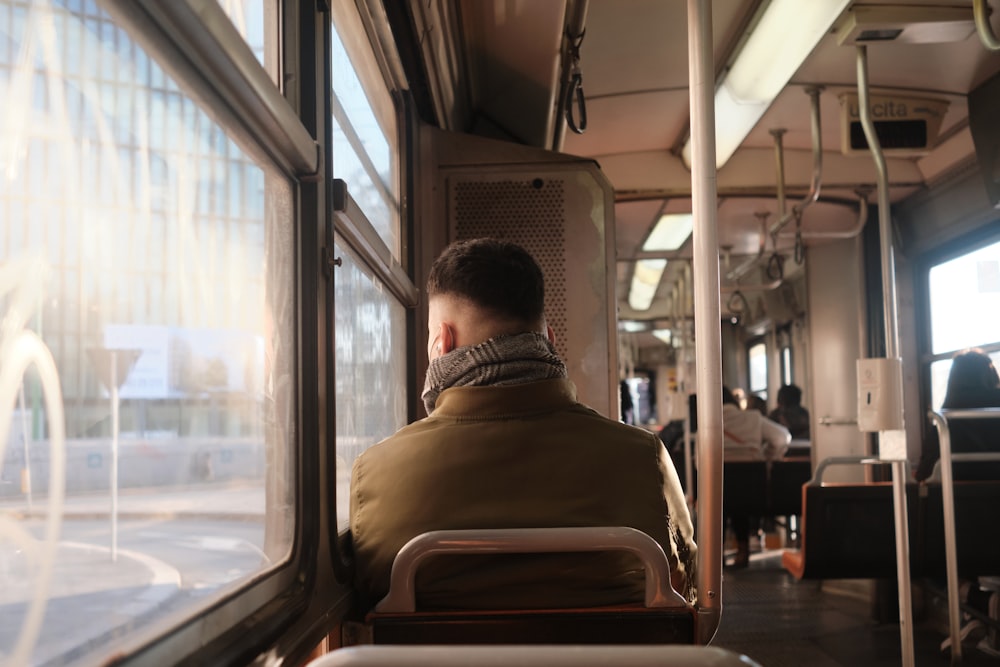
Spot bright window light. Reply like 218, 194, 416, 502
620, 320, 649, 333
643, 213, 694, 251
682, 0, 850, 168
652, 329, 673, 345
629, 259, 667, 311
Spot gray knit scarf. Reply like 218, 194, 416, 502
422, 332, 568, 414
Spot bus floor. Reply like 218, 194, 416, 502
711, 547, 1000, 666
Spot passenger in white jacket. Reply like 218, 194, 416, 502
722, 386, 791, 567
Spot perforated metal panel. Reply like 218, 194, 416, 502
452, 178, 570, 360
442, 164, 616, 417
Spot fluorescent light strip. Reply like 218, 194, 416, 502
643, 213, 694, 252
682, 0, 850, 169
652, 329, 673, 345
628, 259, 667, 311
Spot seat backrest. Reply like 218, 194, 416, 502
363, 527, 696, 646
311, 645, 762, 667
920, 480, 1000, 577
768, 458, 812, 516
721, 461, 768, 516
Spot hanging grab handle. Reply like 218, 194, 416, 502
563, 30, 588, 134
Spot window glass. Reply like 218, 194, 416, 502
0, 3, 295, 665
929, 238, 1000, 355
330, 6, 400, 258
781, 346, 792, 386
748, 342, 767, 399
333, 240, 407, 531
215, 0, 267, 70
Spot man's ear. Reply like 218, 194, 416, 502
439, 321, 456, 354
546, 325, 556, 345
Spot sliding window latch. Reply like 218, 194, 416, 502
322, 247, 342, 279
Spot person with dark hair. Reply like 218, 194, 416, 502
745, 394, 768, 416
916, 349, 1000, 653
350, 238, 697, 611
768, 384, 810, 440
916, 348, 1000, 482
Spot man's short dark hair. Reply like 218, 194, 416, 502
427, 238, 545, 324
777, 384, 802, 407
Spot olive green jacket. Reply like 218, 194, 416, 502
350, 378, 696, 610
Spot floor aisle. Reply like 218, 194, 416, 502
711, 551, 1000, 666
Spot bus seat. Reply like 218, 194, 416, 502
768, 457, 812, 517
782, 460, 921, 580
361, 527, 696, 646
721, 461, 768, 517
920, 480, 1000, 577
309, 645, 762, 666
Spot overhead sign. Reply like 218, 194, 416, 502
839, 93, 949, 156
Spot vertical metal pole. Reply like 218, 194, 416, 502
857, 45, 913, 667
688, 0, 723, 644
929, 411, 963, 662
111, 351, 119, 562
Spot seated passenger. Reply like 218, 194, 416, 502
350, 239, 697, 611
722, 386, 791, 567
744, 394, 768, 416
723, 386, 791, 462
768, 384, 810, 440
916, 348, 1000, 482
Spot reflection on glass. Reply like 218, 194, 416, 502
0, 2, 294, 664
330, 12, 399, 257
216, 0, 267, 67
334, 240, 407, 531
929, 239, 1000, 355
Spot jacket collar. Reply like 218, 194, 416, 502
431, 378, 578, 419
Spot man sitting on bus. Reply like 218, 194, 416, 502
350, 238, 696, 611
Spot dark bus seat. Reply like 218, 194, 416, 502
310, 644, 763, 667
722, 461, 768, 517
782, 480, 920, 580
361, 527, 696, 646
920, 480, 1000, 577
768, 457, 812, 517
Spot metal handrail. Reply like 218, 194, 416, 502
927, 408, 1000, 662
974, 0, 1000, 50
374, 527, 687, 613
857, 44, 913, 667
768, 87, 824, 239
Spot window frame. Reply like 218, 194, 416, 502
324, 0, 417, 577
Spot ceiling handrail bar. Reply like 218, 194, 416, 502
725, 209, 772, 282
974, 0, 1000, 50
778, 190, 870, 240
767, 87, 825, 240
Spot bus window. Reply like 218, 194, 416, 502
927, 237, 1000, 408
330, 3, 401, 259
748, 340, 767, 402
0, 1, 295, 664
329, 3, 410, 534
